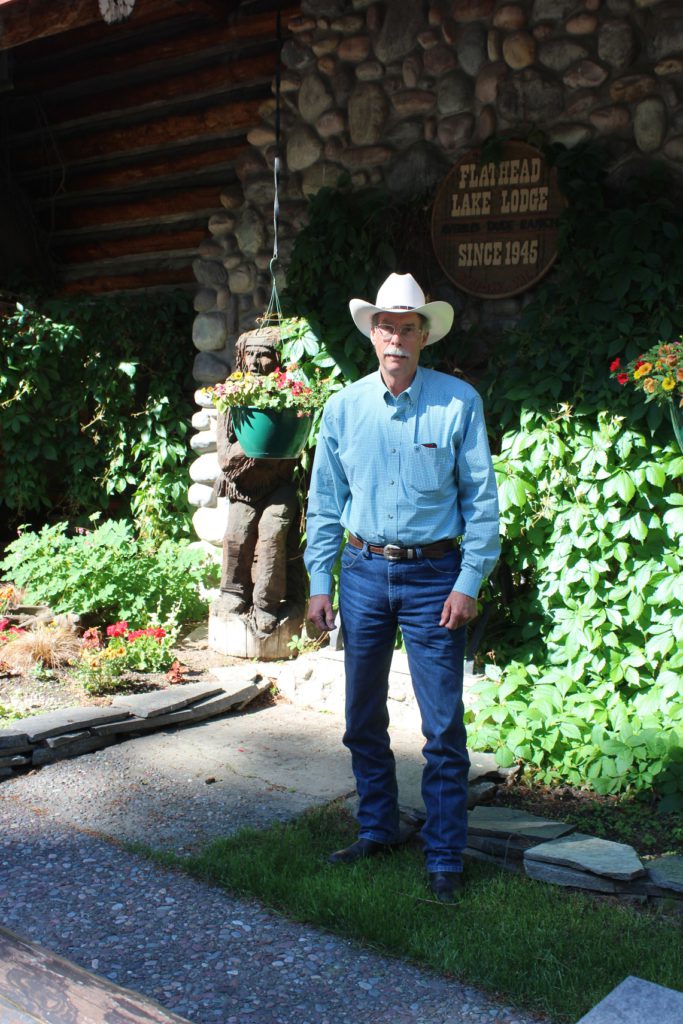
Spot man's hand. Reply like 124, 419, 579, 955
308, 594, 336, 633
440, 591, 478, 631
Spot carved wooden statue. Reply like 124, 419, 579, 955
214, 328, 304, 635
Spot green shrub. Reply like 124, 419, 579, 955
0, 292, 194, 539
467, 147, 683, 809
0, 519, 214, 625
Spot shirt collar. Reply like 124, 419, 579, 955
376, 365, 424, 406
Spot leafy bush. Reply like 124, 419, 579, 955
466, 147, 683, 809
0, 519, 214, 625
0, 291, 194, 539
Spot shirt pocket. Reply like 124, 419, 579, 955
406, 445, 453, 493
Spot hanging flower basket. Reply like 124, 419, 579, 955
610, 339, 683, 453
670, 398, 683, 453
205, 362, 337, 459
232, 407, 312, 459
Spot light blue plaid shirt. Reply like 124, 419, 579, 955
305, 366, 500, 599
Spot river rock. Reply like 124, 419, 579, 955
348, 82, 389, 144
457, 22, 487, 76
436, 70, 473, 114
298, 72, 334, 123
193, 351, 232, 386
193, 258, 228, 288
538, 40, 588, 72
493, 4, 526, 29
194, 288, 217, 313
192, 500, 230, 546
648, 11, 683, 62
234, 207, 266, 256
189, 452, 222, 486
566, 13, 598, 33
502, 31, 536, 69
356, 59, 384, 80
563, 60, 609, 88
187, 483, 216, 509
338, 35, 371, 61
437, 112, 475, 149
634, 96, 667, 151
192, 313, 229, 352
498, 70, 563, 123
475, 62, 507, 103
598, 19, 635, 69
384, 141, 450, 198
423, 44, 458, 76
392, 89, 437, 117
375, 0, 425, 63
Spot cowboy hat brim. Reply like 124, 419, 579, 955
349, 298, 454, 346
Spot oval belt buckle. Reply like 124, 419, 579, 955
383, 544, 403, 561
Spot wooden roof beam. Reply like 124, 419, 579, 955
0, 0, 242, 52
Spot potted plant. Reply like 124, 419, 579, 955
610, 339, 683, 452
206, 363, 337, 459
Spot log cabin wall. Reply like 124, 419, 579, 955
0, 0, 295, 298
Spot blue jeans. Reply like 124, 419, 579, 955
339, 542, 469, 873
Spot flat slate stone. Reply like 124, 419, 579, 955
0, 730, 30, 750
469, 805, 575, 841
0, 738, 32, 755
525, 859, 619, 892
111, 682, 224, 718
33, 735, 116, 765
92, 710, 196, 736
524, 832, 644, 880
576, 975, 683, 1023
467, 834, 531, 860
647, 855, 683, 894
8, 707, 132, 743
46, 730, 90, 749
0, 753, 31, 769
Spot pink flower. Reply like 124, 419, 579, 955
0, 618, 9, 632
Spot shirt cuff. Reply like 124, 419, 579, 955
309, 571, 333, 597
452, 567, 482, 600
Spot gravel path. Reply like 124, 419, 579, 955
0, 703, 553, 1024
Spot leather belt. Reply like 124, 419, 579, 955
348, 534, 457, 561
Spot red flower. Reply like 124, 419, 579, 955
617, 373, 629, 385
0, 618, 9, 632
106, 620, 128, 638
609, 357, 621, 372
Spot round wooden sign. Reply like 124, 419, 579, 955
431, 140, 566, 299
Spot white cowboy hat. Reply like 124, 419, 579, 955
349, 273, 454, 346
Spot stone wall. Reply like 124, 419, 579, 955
187, 0, 683, 552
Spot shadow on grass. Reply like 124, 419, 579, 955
136, 802, 683, 1024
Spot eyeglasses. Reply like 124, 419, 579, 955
373, 322, 424, 341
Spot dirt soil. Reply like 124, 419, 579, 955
0, 623, 256, 718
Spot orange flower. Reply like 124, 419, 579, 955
643, 377, 656, 393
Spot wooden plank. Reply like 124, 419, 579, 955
51, 185, 221, 231
0, 924, 193, 1023
11, 97, 263, 169
0, 0, 240, 52
55, 226, 206, 262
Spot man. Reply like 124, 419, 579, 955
305, 272, 500, 902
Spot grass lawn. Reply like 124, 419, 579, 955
145, 802, 683, 1023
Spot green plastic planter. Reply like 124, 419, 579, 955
233, 407, 312, 459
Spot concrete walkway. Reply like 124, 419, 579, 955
0, 679, 551, 1024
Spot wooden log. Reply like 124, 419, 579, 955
14, 6, 296, 90
36, 51, 276, 130
0, 924, 193, 1023
0, 0, 239, 52
55, 226, 206, 262
12, 97, 263, 169
26, 142, 246, 196
52, 185, 222, 232
61, 264, 196, 294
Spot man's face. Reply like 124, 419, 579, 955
370, 311, 429, 385
243, 343, 278, 375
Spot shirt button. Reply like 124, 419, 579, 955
388, 514, 394, 519
389, 480, 394, 486
390, 448, 396, 454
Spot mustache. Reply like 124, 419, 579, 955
382, 346, 409, 357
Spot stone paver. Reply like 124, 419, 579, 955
576, 976, 683, 1023
524, 832, 645, 881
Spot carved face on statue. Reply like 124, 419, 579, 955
235, 327, 280, 376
